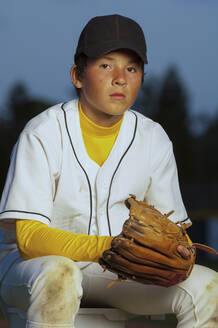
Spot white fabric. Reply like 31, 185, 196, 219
0, 255, 217, 328
0, 99, 188, 280
0, 99, 217, 328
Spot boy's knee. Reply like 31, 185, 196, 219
181, 264, 218, 303
40, 255, 82, 276
188, 264, 218, 294
177, 264, 218, 326
32, 256, 83, 300
195, 266, 218, 321
28, 256, 83, 324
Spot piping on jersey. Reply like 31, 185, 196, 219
61, 103, 93, 235
61, 104, 137, 236
0, 209, 51, 222
106, 110, 138, 236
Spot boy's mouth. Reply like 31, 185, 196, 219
110, 93, 126, 100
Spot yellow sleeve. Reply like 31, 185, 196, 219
16, 219, 113, 262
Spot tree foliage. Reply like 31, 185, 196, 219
0, 83, 51, 194
153, 67, 194, 181
195, 112, 218, 182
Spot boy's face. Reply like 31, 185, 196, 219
71, 50, 143, 126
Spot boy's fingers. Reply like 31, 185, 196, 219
177, 245, 190, 259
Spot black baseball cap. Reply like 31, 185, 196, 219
75, 14, 148, 64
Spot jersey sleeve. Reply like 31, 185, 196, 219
145, 123, 190, 224
0, 130, 58, 226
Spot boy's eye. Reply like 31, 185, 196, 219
100, 63, 110, 69
127, 66, 137, 73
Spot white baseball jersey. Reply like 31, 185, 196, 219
0, 99, 190, 281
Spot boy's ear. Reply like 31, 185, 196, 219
70, 65, 83, 88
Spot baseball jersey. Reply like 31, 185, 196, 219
0, 98, 190, 281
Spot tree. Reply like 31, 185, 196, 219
133, 75, 160, 118
8, 83, 51, 138
154, 66, 194, 181
0, 82, 51, 194
196, 109, 218, 181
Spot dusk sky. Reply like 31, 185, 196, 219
1, 0, 218, 118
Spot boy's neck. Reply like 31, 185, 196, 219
78, 99, 124, 127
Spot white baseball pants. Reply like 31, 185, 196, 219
0, 255, 217, 328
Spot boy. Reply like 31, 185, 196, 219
0, 14, 217, 328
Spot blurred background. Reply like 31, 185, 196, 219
0, 0, 218, 269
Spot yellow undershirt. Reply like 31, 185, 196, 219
16, 220, 113, 262
79, 101, 123, 166
16, 102, 123, 262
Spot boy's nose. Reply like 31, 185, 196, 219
112, 69, 127, 86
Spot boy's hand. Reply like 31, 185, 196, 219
177, 245, 190, 259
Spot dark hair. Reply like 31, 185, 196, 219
73, 54, 89, 97
73, 51, 145, 97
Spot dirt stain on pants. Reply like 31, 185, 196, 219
39, 259, 82, 325
200, 274, 218, 328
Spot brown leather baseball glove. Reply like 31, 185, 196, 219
99, 195, 217, 287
